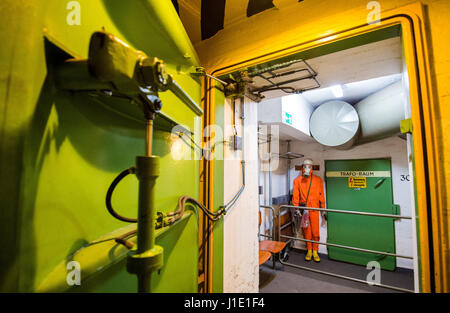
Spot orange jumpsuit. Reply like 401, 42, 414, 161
292, 173, 325, 251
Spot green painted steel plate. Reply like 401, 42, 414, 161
0, 0, 202, 292
325, 158, 397, 271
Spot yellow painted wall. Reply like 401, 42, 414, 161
188, 0, 450, 292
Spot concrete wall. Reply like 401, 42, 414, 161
258, 97, 283, 124
223, 98, 259, 292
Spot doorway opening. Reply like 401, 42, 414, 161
220, 24, 421, 293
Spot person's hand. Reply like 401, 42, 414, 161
321, 212, 327, 227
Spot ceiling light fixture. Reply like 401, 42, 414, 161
330, 85, 343, 98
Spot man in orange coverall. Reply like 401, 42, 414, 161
292, 158, 326, 262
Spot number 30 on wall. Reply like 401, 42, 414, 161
400, 175, 410, 182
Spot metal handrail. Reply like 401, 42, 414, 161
278, 205, 413, 259
278, 259, 414, 293
259, 204, 415, 293
259, 205, 277, 241
259, 205, 283, 269
280, 234, 413, 259
280, 221, 292, 231
280, 204, 412, 220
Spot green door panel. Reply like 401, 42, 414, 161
0, 0, 202, 292
325, 158, 397, 271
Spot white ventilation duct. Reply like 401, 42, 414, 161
309, 100, 360, 150
354, 80, 405, 144
309, 81, 405, 149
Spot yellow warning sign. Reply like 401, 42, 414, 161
348, 177, 367, 188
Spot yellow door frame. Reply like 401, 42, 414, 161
199, 74, 217, 293
204, 2, 444, 292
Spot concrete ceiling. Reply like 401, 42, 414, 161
176, 2, 403, 108
177, 0, 299, 45
177, 0, 202, 44
302, 73, 402, 108
250, 36, 403, 103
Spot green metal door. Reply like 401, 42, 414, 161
325, 158, 397, 271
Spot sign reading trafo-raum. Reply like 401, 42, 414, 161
326, 171, 391, 178
326, 171, 391, 189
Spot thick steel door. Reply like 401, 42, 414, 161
325, 158, 396, 270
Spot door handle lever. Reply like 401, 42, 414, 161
374, 178, 386, 189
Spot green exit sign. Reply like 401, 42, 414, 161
283, 111, 293, 125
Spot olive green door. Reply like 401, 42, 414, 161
325, 158, 397, 271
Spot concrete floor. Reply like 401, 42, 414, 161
259, 249, 415, 293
